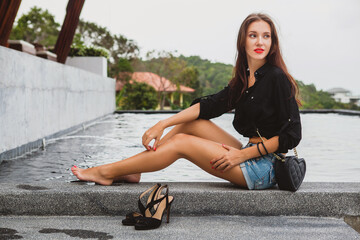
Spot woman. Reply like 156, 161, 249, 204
72, 13, 301, 190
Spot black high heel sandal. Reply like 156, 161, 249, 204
134, 185, 174, 230
122, 183, 161, 226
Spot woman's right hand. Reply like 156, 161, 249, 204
142, 121, 165, 151
141, 103, 200, 151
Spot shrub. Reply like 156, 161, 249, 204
68, 45, 109, 58
120, 82, 158, 110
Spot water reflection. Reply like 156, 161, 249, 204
0, 113, 359, 183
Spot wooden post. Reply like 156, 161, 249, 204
54, 0, 85, 63
0, 0, 22, 47
180, 93, 183, 107
170, 93, 174, 104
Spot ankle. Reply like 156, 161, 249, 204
98, 166, 113, 180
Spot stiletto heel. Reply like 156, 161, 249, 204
134, 185, 174, 230
166, 202, 172, 223
122, 183, 161, 226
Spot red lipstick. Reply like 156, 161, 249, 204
254, 48, 264, 54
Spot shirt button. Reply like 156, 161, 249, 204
251, 96, 254, 99
288, 119, 291, 121
255, 72, 258, 75
246, 91, 248, 93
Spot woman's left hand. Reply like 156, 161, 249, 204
210, 144, 245, 172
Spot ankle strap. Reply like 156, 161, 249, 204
138, 183, 161, 214
145, 185, 169, 211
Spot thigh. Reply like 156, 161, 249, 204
168, 133, 247, 188
159, 119, 243, 150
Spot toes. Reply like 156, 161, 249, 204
71, 166, 79, 175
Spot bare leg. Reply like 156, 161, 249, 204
159, 119, 243, 149
73, 119, 243, 185
127, 119, 241, 183
72, 133, 247, 187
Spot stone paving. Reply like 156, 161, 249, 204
0, 215, 359, 240
0, 182, 359, 239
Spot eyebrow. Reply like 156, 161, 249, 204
248, 31, 271, 34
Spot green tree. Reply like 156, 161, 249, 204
117, 58, 134, 73
116, 57, 134, 84
10, 6, 60, 46
133, 50, 188, 109
120, 82, 158, 110
175, 66, 200, 91
75, 19, 139, 76
115, 58, 134, 107
174, 66, 201, 108
296, 80, 354, 109
179, 55, 233, 95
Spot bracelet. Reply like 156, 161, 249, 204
256, 142, 265, 158
260, 142, 269, 155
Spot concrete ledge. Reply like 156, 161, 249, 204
115, 109, 360, 116
0, 182, 359, 217
115, 110, 182, 114
300, 109, 360, 116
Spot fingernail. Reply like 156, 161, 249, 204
154, 147, 156, 151
210, 161, 212, 164
74, 165, 77, 168
212, 167, 214, 169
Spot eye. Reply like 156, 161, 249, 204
264, 34, 271, 39
249, 34, 256, 38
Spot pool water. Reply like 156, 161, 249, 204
0, 113, 359, 183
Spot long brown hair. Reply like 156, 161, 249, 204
229, 13, 301, 105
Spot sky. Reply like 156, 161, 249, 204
16, 0, 360, 95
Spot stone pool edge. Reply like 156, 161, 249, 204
0, 113, 113, 163
115, 109, 360, 116
0, 182, 359, 218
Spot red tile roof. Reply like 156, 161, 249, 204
118, 72, 195, 93
115, 80, 125, 92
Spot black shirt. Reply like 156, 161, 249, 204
191, 62, 301, 153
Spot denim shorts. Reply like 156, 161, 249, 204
240, 143, 276, 190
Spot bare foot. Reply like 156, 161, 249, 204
71, 166, 113, 186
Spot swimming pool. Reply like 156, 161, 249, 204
0, 113, 359, 183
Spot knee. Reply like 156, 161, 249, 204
166, 133, 192, 157
166, 133, 193, 152
170, 133, 191, 143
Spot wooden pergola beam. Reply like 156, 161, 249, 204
54, 0, 85, 63
0, 0, 22, 47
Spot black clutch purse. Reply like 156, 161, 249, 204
256, 129, 306, 192
274, 151, 306, 192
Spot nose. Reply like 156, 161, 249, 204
256, 36, 264, 45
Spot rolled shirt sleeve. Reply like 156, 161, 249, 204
273, 72, 302, 153
191, 85, 233, 120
